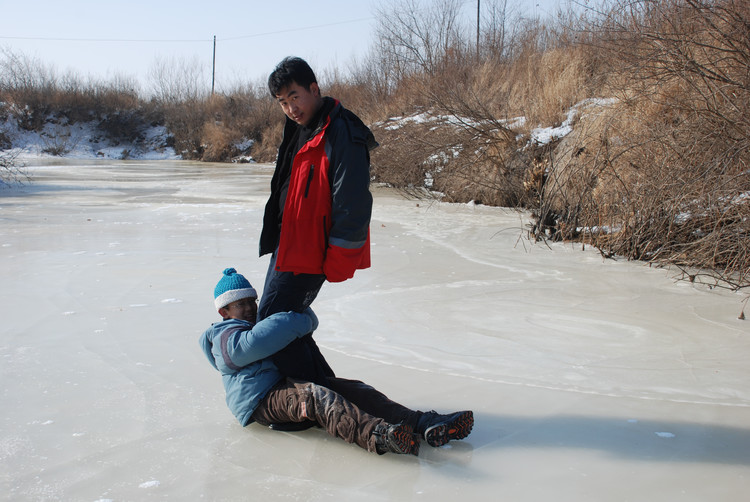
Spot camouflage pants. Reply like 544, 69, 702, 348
252, 377, 421, 453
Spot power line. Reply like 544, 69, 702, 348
220, 17, 373, 41
0, 35, 209, 43
0, 16, 374, 45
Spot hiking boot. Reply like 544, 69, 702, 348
373, 423, 420, 456
417, 410, 474, 447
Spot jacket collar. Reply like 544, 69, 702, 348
282, 97, 339, 141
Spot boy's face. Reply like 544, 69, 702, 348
220, 297, 258, 323
275, 81, 322, 127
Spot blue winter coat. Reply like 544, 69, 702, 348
199, 309, 318, 426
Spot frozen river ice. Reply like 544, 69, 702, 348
1, 160, 749, 501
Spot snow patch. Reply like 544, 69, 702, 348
1, 114, 179, 161
531, 98, 618, 145
655, 432, 676, 438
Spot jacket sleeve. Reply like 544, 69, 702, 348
324, 117, 373, 282
223, 310, 316, 369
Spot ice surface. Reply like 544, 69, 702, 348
1, 160, 749, 501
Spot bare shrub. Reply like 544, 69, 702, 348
535, 99, 628, 243
0, 150, 27, 188
1, 47, 149, 151
201, 120, 240, 162
145, 55, 210, 158
603, 0, 749, 288
373, 0, 466, 81
40, 126, 78, 155
533, 0, 750, 289
158, 99, 204, 159
199, 87, 281, 163
371, 104, 529, 206
370, 118, 437, 190
509, 43, 592, 127
346, 52, 399, 121
414, 75, 532, 206
362, 1, 602, 210
147, 55, 208, 104
250, 119, 283, 164
223, 85, 281, 162
0, 130, 9, 150
323, 75, 374, 124
0, 48, 57, 131
98, 109, 148, 142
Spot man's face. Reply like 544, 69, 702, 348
275, 81, 322, 127
221, 297, 258, 323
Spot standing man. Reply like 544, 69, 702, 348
258, 57, 377, 384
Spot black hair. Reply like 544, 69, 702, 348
267, 57, 318, 97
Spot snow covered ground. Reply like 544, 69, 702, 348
1, 160, 749, 501
1, 116, 179, 161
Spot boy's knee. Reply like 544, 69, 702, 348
335, 415, 357, 444
286, 382, 315, 420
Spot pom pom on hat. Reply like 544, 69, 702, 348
214, 267, 257, 310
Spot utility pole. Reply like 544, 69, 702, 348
211, 35, 216, 95
476, 0, 480, 59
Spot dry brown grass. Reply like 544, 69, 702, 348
505, 45, 591, 127
367, 10, 596, 210
200, 121, 239, 162
249, 119, 283, 163
528, 0, 750, 289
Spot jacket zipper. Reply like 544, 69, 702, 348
304, 164, 315, 197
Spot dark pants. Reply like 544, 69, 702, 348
252, 377, 422, 453
258, 249, 333, 384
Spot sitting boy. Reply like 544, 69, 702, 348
199, 268, 473, 455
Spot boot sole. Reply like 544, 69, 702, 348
424, 410, 474, 447
391, 425, 420, 456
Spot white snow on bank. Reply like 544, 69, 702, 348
0, 112, 263, 163
376, 98, 618, 147
371, 99, 620, 190
0, 113, 179, 161
531, 98, 618, 145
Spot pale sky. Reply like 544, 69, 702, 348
1, 0, 563, 93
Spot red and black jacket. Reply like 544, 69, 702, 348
259, 98, 377, 282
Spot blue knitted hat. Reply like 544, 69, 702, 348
214, 268, 257, 310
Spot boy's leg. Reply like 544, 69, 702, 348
325, 377, 422, 430
252, 378, 415, 454
327, 377, 474, 448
